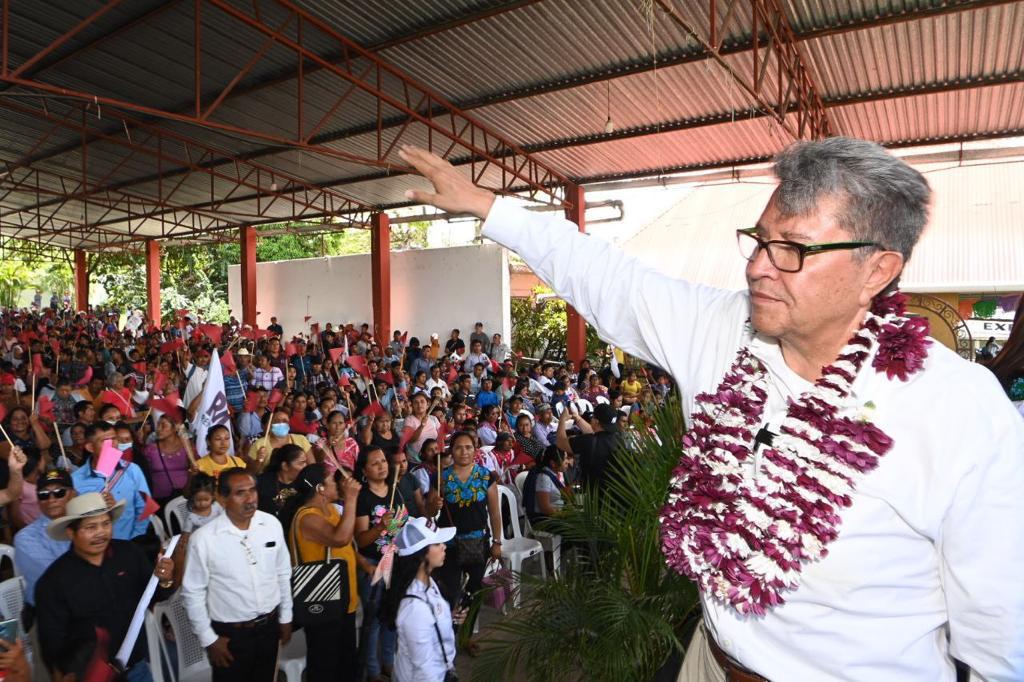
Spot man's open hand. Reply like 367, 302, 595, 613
399, 146, 496, 219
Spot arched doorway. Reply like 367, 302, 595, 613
905, 293, 974, 361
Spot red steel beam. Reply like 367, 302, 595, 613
9, 0, 124, 79
145, 239, 161, 323
370, 212, 391, 348
563, 183, 587, 365
240, 225, 257, 328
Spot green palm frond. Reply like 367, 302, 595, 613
471, 397, 700, 682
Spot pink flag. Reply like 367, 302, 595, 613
138, 491, 161, 520
75, 365, 93, 387
95, 439, 123, 478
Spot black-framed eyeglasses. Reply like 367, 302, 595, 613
37, 488, 69, 501
736, 227, 881, 273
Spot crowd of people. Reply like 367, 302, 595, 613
0, 304, 672, 681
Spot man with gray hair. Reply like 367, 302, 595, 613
398, 139, 1024, 681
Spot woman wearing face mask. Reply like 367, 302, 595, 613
249, 407, 313, 472
141, 414, 192, 505
257, 443, 308, 522
315, 411, 359, 476
194, 424, 247, 477
382, 517, 459, 682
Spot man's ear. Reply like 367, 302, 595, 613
861, 250, 905, 305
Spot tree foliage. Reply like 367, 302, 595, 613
511, 286, 604, 360
471, 399, 700, 681
0, 262, 32, 308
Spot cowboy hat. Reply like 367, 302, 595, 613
47, 492, 125, 541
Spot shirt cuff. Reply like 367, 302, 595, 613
480, 196, 522, 247
278, 605, 293, 625
197, 625, 219, 649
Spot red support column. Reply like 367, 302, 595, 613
240, 226, 258, 329
370, 212, 391, 348
564, 184, 587, 365
74, 248, 89, 312
144, 239, 161, 324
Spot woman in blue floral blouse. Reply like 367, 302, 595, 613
435, 431, 503, 618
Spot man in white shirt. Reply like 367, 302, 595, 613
182, 346, 211, 414
489, 333, 511, 363
398, 141, 1024, 681
182, 468, 293, 682
425, 365, 451, 400
463, 339, 491, 374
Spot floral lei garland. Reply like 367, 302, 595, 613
659, 292, 931, 616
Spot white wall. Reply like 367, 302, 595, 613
227, 244, 510, 344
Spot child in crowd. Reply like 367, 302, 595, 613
182, 473, 222, 533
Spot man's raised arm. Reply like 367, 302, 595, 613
399, 145, 746, 379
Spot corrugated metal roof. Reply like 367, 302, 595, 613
619, 159, 1024, 293
1, 0, 1022, 249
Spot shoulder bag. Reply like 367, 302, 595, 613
289, 508, 350, 627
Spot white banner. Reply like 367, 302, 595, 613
192, 349, 234, 456
966, 318, 1014, 341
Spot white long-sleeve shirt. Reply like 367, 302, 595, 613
181, 510, 293, 647
482, 196, 1024, 681
394, 577, 456, 682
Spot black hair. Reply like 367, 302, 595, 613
216, 467, 253, 496
83, 421, 115, 442
381, 546, 431, 630
187, 472, 217, 500
205, 423, 230, 442
280, 463, 328, 533
264, 443, 307, 475
355, 445, 388, 485
73, 400, 94, 418
539, 445, 564, 470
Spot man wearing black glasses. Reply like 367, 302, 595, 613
398, 138, 1024, 682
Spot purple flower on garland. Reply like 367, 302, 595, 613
870, 290, 908, 317
873, 316, 931, 381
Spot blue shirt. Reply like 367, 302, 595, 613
224, 367, 252, 411
72, 459, 152, 540
13, 516, 70, 606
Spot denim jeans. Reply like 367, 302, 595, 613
357, 568, 396, 678
126, 661, 153, 682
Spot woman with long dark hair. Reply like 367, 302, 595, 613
256, 443, 306, 523
282, 464, 362, 681
382, 517, 458, 682
985, 295, 1024, 408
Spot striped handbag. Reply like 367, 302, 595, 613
289, 510, 350, 627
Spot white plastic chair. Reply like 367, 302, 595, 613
491, 486, 545, 607
0, 576, 32, 667
150, 514, 170, 544
0, 544, 16, 575
143, 610, 171, 682
163, 496, 190, 535
277, 627, 307, 682
151, 590, 212, 682
514, 471, 529, 497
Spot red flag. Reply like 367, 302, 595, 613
100, 390, 134, 417
337, 373, 351, 387
32, 353, 43, 375
267, 388, 284, 410
37, 395, 55, 422
289, 412, 314, 434
244, 391, 262, 413
490, 359, 501, 374
375, 372, 394, 386
502, 376, 515, 392
199, 323, 223, 345
285, 342, 299, 358
153, 370, 168, 395
138, 491, 161, 520
346, 354, 371, 378
75, 365, 93, 387
400, 331, 408, 345
362, 401, 385, 418
329, 347, 346, 364
239, 328, 256, 340
176, 309, 190, 319
150, 391, 183, 423
159, 339, 185, 354
133, 361, 147, 376
49, 339, 61, 356
221, 350, 237, 375
303, 315, 312, 323
446, 365, 458, 384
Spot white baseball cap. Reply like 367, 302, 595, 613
395, 517, 456, 556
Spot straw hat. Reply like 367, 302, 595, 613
47, 492, 125, 541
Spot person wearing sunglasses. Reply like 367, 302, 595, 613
14, 468, 76, 682
399, 138, 1024, 681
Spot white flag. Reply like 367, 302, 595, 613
192, 348, 234, 456
610, 347, 621, 379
